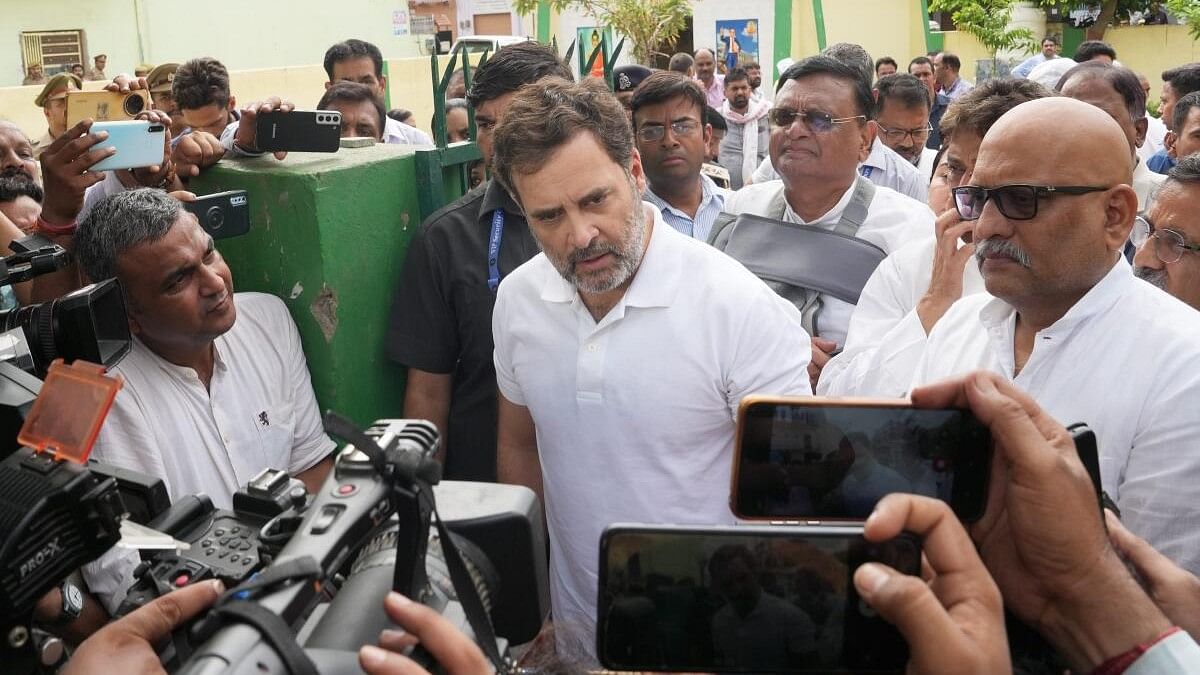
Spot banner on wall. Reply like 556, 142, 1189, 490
576, 26, 613, 78
715, 19, 759, 72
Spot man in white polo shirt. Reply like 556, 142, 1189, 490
912, 98, 1200, 574
725, 55, 934, 388
489, 77, 812, 659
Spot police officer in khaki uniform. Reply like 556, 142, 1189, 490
32, 72, 82, 159
146, 63, 185, 136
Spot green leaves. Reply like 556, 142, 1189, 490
929, 0, 1040, 56
514, 0, 693, 65
1166, 0, 1200, 40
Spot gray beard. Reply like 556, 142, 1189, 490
540, 183, 648, 295
1134, 265, 1168, 290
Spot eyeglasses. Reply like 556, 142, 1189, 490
1131, 215, 1200, 264
952, 184, 1111, 221
877, 123, 933, 145
768, 108, 866, 133
636, 120, 700, 143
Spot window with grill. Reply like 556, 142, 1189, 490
21, 29, 86, 75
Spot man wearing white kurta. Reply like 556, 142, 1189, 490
489, 78, 812, 659
910, 98, 1200, 575
820, 77, 1054, 396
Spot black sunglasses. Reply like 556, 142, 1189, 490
952, 184, 1111, 221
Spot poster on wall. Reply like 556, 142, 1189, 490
715, 19, 759, 72
576, 26, 613, 79
393, 9, 410, 36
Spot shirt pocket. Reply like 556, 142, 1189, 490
248, 404, 297, 473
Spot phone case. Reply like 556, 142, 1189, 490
66, 90, 151, 127
731, 395, 992, 523
89, 121, 166, 172
184, 190, 251, 240
254, 110, 341, 153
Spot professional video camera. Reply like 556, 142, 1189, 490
112, 414, 549, 674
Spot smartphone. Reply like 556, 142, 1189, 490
89, 120, 167, 172
66, 90, 151, 127
733, 396, 992, 522
597, 524, 919, 673
254, 110, 341, 153
183, 190, 250, 240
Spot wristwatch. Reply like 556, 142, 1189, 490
42, 581, 84, 626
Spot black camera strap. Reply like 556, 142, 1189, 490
191, 557, 323, 675
425, 487, 506, 673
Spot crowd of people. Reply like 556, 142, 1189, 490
6, 29, 1200, 675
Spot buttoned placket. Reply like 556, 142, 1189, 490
574, 300, 626, 403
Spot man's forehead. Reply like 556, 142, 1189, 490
777, 77, 853, 108
332, 57, 376, 78
634, 96, 701, 124
1152, 181, 1200, 226
0, 124, 31, 149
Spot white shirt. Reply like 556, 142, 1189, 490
917, 146, 939, 183
1145, 114, 1168, 154
384, 116, 433, 146
818, 235, 987, 397
492, 208, 812, 655
747, 138, 928, 203
724, 180, 936, 346
1134, 156, 1167, 210
1127, 631, 1200, 674
912, 260, 1200, 574
90, 292, 334, 508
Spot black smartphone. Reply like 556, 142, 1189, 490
183, 190, 250, 240
733, 396, 992, 522
254, 110, 341, 153
597, 524, 919, 674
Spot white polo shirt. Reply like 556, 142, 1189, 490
493, 207, 812, 655
724, 179, 935, 346
818, 235, 987, 397
90, 292, 334, 509
911, 260, 1200, 574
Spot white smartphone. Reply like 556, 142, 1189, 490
90, 120, 167, 172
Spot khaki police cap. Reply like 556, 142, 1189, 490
146, 63, 179, 94
34, 73, 82, 107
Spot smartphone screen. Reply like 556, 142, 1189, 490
598, 525, 918, 673
734, 400, 991, 522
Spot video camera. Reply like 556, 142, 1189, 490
109, 413, 549, 674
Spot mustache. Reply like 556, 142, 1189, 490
975, 237, 1032, 268
1134, 265, 1168, 290
568, 241, 620, 268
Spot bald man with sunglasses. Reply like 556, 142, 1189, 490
912, 97, 1200, 576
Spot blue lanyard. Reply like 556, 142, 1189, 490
487, 209, 505, 292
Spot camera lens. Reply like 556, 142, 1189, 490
205, 206, 225, 231
123, 93, 145, 116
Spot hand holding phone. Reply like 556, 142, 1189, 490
232, 97, 297, 159
853, 493, 1011, 675
182, 190, 250, 240
88, 120, 167, 172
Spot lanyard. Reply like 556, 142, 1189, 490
487, 209, 505, 292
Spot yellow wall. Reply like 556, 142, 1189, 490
792, 1, 821, 60
0, 56, 447, 147
940, 32, 996, 82
821, 0, 921, 64
1107, 24, 1200, 81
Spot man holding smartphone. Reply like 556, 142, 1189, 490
490, 77, 811, 659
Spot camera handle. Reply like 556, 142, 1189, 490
0, 236, 69, 287
323, 413, 507, 673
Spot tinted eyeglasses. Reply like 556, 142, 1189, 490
877, 123, 933, 145
768, 108, 866, 133
637, 120, 700, 143
1131, 215, 1200, 264
952, 184, 1111, 221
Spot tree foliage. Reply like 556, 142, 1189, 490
513, 0, 693, 65
930, 0, 1039, 58
1166, 0, 1200, 40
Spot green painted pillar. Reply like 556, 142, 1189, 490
774, 0, 792, 78
191, 145, 421, 427
537, 0, 551, 44
1062, 24, 1085, 61
920, 0, 945, 53
811, 0, 827, 51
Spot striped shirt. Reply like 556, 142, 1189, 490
644, 173, 729, 243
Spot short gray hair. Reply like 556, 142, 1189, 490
75, 188, 184, 283
821, 42, 874, 90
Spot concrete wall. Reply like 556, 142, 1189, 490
1108, 24, 1200, 83
821, 0, 919, 66
2, 0, 426, 87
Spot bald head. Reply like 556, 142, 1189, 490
970, 97, 1138, 320
979, 97, 1133, 187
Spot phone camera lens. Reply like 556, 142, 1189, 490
205, 206, 225, 231
124, 93, 145, 116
